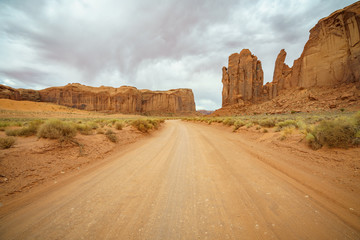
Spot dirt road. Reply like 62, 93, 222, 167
0, 120, 359, 239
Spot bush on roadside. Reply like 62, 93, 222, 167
233, 120, 246, 131
75, 123, 93, 135
105, 129, 118, 142
223, 118, 235, 126
37, 120, 77, 140
0, 136, 16, 149
5, 120, 43, 137
259, 118, 276, 128
310, 118, 357, 149
131, 119, 153, 133
115, 121, 124, 130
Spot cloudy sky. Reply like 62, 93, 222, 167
0, 0, 357, 110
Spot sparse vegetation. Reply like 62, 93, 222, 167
105, 129, 118, 142
37, 120, 77, 140
182, 111, 360, 150
115, 121, 124, 130
0, 136, 16, 149
5, 120, 44, 137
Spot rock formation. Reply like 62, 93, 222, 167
0, 85, 40, 102
0, 83, 196, 115
222, 49, 264, 107
221, 2, 360, 111
269, 2, 360, 98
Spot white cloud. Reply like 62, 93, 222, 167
0, 0, 357, 110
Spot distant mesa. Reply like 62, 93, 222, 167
0, 83, 196, 115
216, 1, 360, 115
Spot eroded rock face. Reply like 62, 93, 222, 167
0, 83, 196, 114
271, 2, 360, 94
222, 49, 264, 106
299, 3, 360, 87
0, 85, 40, 101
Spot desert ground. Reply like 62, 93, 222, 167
0, 101, 359, 239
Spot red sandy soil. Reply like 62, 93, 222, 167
0, 120, 359, 239
0, 126, 146, 203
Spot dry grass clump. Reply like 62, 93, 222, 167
115, 121, 124, 130
75, 123, 93, 135
131, 118, 163, 133
37, 120, 77, 140
306, 112, 360, 149
105, 129, 118, 142
258, 118, 276, 128
233, 120, 246, 131
0, 136, 16, 149
5, 120, 44, 137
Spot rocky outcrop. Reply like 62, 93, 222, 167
269, 2, 360, 98
221, 2, 360, 110
0, 85, 40, 102
222, 49, 264, 107
140, 89, 195, 114
0, 83, 196, 115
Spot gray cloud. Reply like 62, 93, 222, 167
0, 0, 357, 110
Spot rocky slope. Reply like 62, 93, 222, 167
0, 83, 196, 115
217, 2, 360, 115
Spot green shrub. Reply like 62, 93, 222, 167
38, 120, 77, 140
0, 136, 16, 149
276, 120, 298, 130
87, 121, 98, 129
75, 123, 93, 135
223, 118, 235, 126
96, 128, 105, 134
305, 133, 322, 150
5, 120, 43, 137
245, 122, 254, 128
105, 129, 118, 142
115, 122, 124, 130
311, 118, 357, 148
233, 120, 246, 131
131, 119, 153, 133
259, 118, 276, 128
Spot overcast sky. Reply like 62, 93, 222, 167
0, 0, 357, 110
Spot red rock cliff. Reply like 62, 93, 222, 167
222, 49, 264, 107
269, 2, 360, 97
0, 83, 196, 115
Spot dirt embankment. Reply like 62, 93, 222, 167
0, 125, 149, 203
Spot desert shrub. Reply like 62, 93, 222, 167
256, 126, 261, 130
223, 118, 235, 126
38, 120, 76, 140
0, 136, 16, 149
87, 121, 99, 129
311, 118, 357, 148
115, 121, 124, 130
131, 119, 153, 133
259, 118, 276, 128
233, 120, 246, 131
105, 129, 118, 142
275, 120, 298, 131
75, 123, 93, 135
305, 133, 322, 150
148, 119, 161, 129
96, 128, 105, 134
245, 122, 254, 128
0, 121, 22, 131
263, 129, 268, 133
5, 120, 43, 137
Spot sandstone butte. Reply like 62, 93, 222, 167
218, 1, 360, 114
0, 83, 196, 115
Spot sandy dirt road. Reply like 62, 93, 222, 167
0, 120, 359, 239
